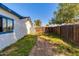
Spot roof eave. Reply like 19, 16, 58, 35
0, 3, 24, 19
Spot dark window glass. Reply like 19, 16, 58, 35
3, 18, 7, 32
0, 17, 2, 32
7, 19, 13, 31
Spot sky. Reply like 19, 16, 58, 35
3, 3, 58, 26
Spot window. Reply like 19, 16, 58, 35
7, 19, 13, 32
3, 18, 7, 32
0, 17, 2, 32
0, 16, 14, 33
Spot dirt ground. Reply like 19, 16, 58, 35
29, 37, 65, 56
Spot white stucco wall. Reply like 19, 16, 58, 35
25, 21, 32, 34
0, 8, 27, 50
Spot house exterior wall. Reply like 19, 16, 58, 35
25, 19, 35, 34
0, 8, 27, 50
25, 21, 32, 34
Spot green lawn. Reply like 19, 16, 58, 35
39, 34, 79, 56
0, 35, 37, 56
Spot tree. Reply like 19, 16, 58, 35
34, 19, 42, 27
53, 3, 79, 24
48, 18, 56, 25
45, 24, 49, 26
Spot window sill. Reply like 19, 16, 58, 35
0, 31, 14, 34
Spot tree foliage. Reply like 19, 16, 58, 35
48, 18, 56, 25
50, 3, 79, 24
34, 19, 42, 27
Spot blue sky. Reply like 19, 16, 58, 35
3, 3, 58, 26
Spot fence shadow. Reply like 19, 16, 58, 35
44, 33, 79, 49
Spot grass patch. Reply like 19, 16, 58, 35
0, 35, 37, 56
39, 34, 79, 56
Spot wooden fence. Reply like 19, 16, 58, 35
42, 24, 79, 45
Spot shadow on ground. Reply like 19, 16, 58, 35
29, 33, 79, 56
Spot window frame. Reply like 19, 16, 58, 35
0, 15, 14, 34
